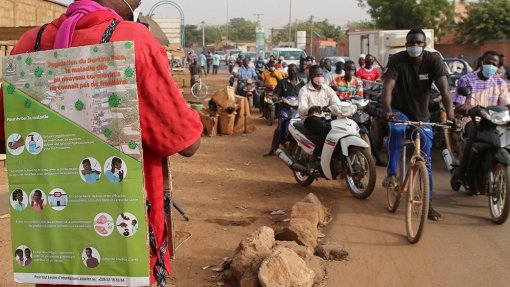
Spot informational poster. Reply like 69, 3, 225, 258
2, 41, 149, 286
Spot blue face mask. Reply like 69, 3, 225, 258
481, 64, 498, 78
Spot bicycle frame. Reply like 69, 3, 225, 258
398, 129, 424, 195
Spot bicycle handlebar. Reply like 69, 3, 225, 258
390, 119, 453, 129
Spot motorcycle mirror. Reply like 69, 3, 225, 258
457, 86, 472, 97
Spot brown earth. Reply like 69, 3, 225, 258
1, 67, 510, 287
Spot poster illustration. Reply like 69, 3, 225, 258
3, 41, 149, 286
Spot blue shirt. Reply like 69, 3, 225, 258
199, 54, 207, 66
237, 66, 257, 80
15, 202, 25, 211
105, 170, 121, 183
84, 172, 100, 183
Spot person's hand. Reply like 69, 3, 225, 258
119, 170, 124, 181
308, 106, 322, 116
455, 104, 468, 117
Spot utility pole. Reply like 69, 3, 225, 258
288, 0, 292, 45
310, 16, 314, 57
201, 21, 205, 48
254, 13, 264, 24
226, 0, 229, 44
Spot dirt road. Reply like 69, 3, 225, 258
1, 67, 509, 286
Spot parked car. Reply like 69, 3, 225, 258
271, 48, 307, 65
325, 56, 349, 65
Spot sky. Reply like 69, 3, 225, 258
54, 0, 371, 29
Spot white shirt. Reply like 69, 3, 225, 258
325, 70, 344, 86
298, 83, 341, 117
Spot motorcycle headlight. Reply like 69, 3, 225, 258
331, 102, 357, 117
488, 109, 510, 125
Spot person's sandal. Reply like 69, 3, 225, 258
428, 206, 443, 221
382, 175, 397, 188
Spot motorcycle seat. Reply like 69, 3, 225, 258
293, 121, 322, 144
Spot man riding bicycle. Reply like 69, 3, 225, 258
382, 28, 454, 221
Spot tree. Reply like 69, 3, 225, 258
357, 0, 455, 37
345, 20, 377, 31
227, 18, 257, 42
457, 0, 510, 45
272, 19, 346, 46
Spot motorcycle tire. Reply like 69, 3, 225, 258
268, 106, 275, 126
488, 163, 510, 224
289, 142, 314, 187
345, 147, 376, 199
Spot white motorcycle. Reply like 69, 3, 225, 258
276, 102, 377, 199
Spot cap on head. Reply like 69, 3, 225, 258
359, 54, 366, 59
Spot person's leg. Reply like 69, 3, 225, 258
383, 110, 407, 187
264, 128, 279, 156
369, 130, 387, 166
453, 121, 476, 182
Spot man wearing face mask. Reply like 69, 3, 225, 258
382, 28, 454, 221
0, 0, 203, 285
325, 59, 345, 86
298, 65, 342, 169
331, 60, 363, 100
451, 50, 509, 190
356, 54, 381, 81
264, 64, 305, 156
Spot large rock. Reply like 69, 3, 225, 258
258, 247, 315, 287
300, 193, 329, 224
240, 271, 262, 287
315, 241, 348, 261
304, 256, 326, 286
291, 202, 321, 228
275, 218, 318, 248
275, 240, 314, 260
231, 226, 275, 281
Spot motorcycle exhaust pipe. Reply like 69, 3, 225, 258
275, 149, 308, 172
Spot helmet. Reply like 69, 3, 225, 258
278, 56, 284, 61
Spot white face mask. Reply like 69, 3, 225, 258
121, 0, 141, 22
406, 46, 423, 58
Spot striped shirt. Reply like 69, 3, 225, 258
453, 71, 509, 107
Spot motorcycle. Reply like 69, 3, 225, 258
276, 102, 377, 199
238, 79, 257, 109
349, 96, 372, 145
263, 85, 277, 126
446, 88, 510, 224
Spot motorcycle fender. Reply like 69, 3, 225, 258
492, 149, 510, 165
340, 135, 369, 156
320, 135, 369, 180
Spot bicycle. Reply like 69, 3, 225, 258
386, 119, 451, 243
190, 75, 208, 99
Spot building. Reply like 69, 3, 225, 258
0, 0, 67, 78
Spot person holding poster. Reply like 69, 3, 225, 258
0, 0, 202, 286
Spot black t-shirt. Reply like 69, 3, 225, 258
384, 50, 448, 121
274, 78, 305, 98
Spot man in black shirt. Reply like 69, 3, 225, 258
264, 64, 306, 156
382, 28, 454, 221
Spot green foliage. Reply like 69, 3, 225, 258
345, 20, 377, 31
184, 18, 256, 47
357, 0, 454, 37
273, 19, 346, 46
457, 0, 510, 45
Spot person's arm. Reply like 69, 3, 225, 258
327, 86, 342, 106
499, 81, 509, 106
273, 80, 284, 99
298, 87, 309, 117
382, 78, 396, 117
435, 75, 454, 121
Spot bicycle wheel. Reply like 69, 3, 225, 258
405, 160, 430, 244
191, 82, 208, 99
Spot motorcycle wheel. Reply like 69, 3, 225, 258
345, 147, 376, 199
289, 142, 314, 187
268, 105, 275, 126
488, 163, 510, 224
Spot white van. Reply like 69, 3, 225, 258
271, 48, 307, 65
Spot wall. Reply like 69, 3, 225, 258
436, 40, 510, 68
0, 0, 66, 78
